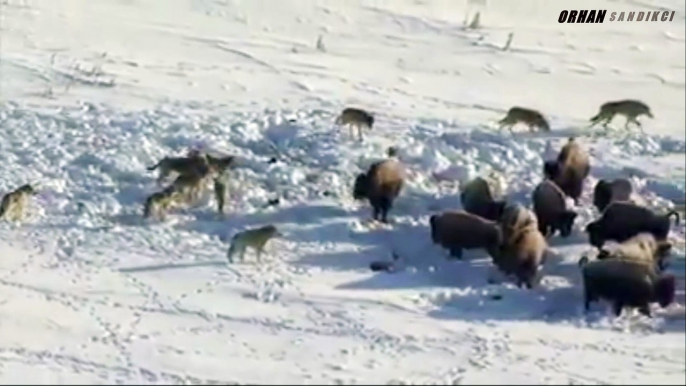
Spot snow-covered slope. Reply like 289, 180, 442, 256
0, 0, 684, 384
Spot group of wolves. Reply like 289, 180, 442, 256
497, 99, 653, 134
142, 150, 235, 220
336, 99, 653, 140
0, 98, 652, 224
0, 98, 678, 317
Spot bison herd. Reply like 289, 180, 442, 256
356, 137, 681, 318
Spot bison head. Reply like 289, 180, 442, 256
353, 173, 369, 200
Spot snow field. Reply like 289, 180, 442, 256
1, 0, 685, 383
0, 100, 684, 383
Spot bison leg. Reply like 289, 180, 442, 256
372, 205, 380, 221
448, 247, 463, 260
612, 301, 624, 317
584, 291, 592, 312
378, 197, 392, 223
638, 304, 652, 318
380, 207, 389, 223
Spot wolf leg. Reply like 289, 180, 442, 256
630, 117, 644, 134
10, 206, 21, 222
256, 246, 264, 263
227, 243, 238, 264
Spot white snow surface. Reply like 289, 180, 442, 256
1, 0, 685, 384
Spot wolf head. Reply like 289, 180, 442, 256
17, 184, 37, 195
366, 114, 375, 128
536, 117, 551, 132
208, 155, 235, 173
644, 106, 654, 118
260, 224, 280, 238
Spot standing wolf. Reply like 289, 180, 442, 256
498, 107, 551, 133
335, 107, 375, 141
226, 224, 281, 263
589, 100, 653, 132
147, 150, 210, 184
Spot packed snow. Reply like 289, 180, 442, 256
0, 0, 685, 384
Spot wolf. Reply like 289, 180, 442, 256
168, 169, 216, 208
335, 107, 375, 141
146, 150, 210, 184
0, 184, 37, 222
142, 186, 182, 220
226, 224, 281, 263
589, 100, 653, 132
498, 107, 551, 133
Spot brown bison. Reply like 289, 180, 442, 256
460, 176, 507, 222
429, 210, 502, 260
579, 257, 675, 317
543, 137, 590, 204
585, 201, 680, 250
532, 179, 577, 238
353, 158, 405, 223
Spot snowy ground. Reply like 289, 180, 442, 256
1, 0, 685, 384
